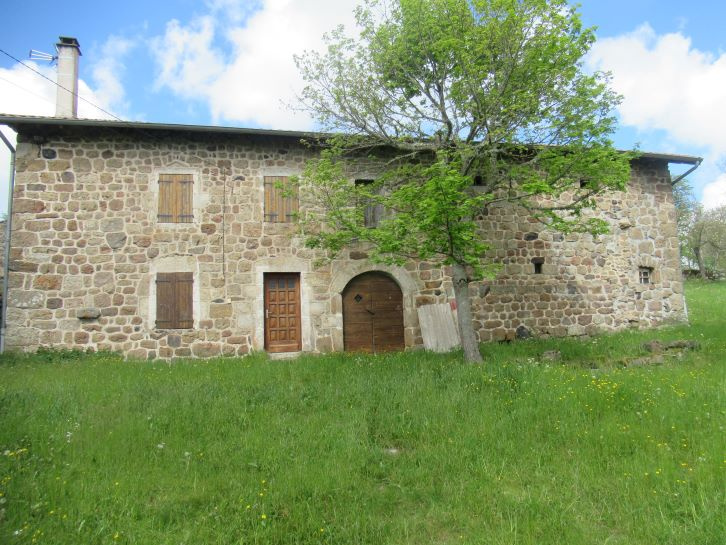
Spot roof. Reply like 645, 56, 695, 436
0, 113, 703, 165
0, 114, 319, 140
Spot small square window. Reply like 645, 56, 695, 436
639, 267, 653, 285
532, 257, 544, 275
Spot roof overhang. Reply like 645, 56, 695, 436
0, 114, 319, 140
0, 114, 703, 167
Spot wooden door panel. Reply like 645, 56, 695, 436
343, 272, 404, 353
265, 273, 302, 352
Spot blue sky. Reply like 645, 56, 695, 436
1, 0, 726, 213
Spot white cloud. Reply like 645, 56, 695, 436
205, 0, 262, 24
702, 174, 726, 209
151, 0, 359, 130
91, 35, 137, 116
0, 45, 128, 121
587, 24, 726, 155
151, 17, 225, 100
0, 61, 57, 117
0, 44, 130, 214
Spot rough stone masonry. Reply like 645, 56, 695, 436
1, 118, 693, 359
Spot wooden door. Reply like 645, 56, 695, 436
343, 272, 404, 352
264, 273, 302, 353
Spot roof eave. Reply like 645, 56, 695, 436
0, 114, 321, 140
0, 114, 703, 165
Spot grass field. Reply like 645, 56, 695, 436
0, 281, 724, 544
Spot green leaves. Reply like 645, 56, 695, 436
295, 1, 634, 360
295, 0, 635, 255
296, 143, 492, 276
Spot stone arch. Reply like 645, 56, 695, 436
342, 271, 406, 352
329, 263, 419, 351
330, 262, 418, 294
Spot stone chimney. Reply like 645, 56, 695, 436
55, 36, 81, 118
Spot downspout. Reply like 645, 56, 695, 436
0, 129, 15, 353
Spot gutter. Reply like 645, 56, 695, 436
0, 129, 15, 353
670, 157, 703, 185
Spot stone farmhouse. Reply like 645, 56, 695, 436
0, 38, 702, 359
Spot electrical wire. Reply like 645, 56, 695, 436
0, 46, 234, 295
0, 74, 58, 109
0, 47, 125, 122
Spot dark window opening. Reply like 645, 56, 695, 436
532, 257, 544, 275
473, 175, 484, 186
639, 267, 653, 285
355, 179, 384, 228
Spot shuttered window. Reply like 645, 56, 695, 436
158, 174, 194, 223
264, 176, 298, 223
156, 272, 194, 329
355, 179, 384, 228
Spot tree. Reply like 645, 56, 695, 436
673, 180, 700, 267
673, 181, 726, 278
686, 209, 726, 279
295, 0, 632, 363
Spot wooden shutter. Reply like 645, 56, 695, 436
156, 273, 175, 328
158, 177, 173, 223
158, 174, 193, 223
264, 176, 298, 223
355, 179, 383, 228
156, 272, 193, 329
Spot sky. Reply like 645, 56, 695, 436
1, 0, 726, 214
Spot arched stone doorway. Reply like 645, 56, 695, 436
342, 272, 405, 352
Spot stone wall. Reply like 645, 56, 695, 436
470, 157, 685, 341
4, 126, 686, 358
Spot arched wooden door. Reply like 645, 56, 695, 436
342, 272, 405, 352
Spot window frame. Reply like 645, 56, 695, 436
638, 266, 653, 285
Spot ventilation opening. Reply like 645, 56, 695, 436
532, 257, 544, 275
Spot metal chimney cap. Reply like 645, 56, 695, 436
56, 36, 82, 55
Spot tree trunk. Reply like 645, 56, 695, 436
694, 247, 707, 279
451, 263, 483, 363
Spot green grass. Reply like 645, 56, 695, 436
0, 281, 724, 544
